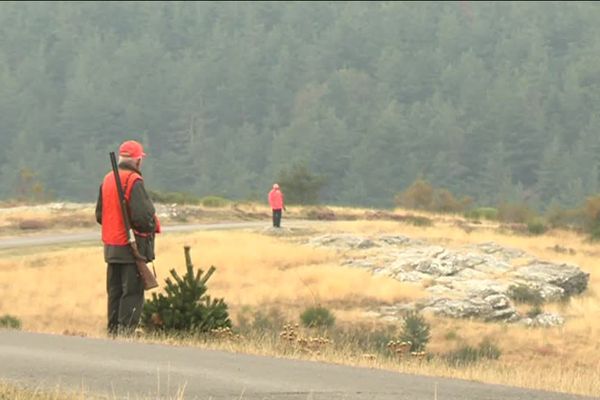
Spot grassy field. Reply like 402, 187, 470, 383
0, 383, 91, 400
0, 382, 187, 400
0, 227, 423, 334
1, 206, 599, 397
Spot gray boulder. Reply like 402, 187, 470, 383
514, 262, 589, 297
309, 234, 378, 249
304, 233, 590, 324
436, 278, 510, 298
415, 259, 463, 276
476, 242, 525, 259
425, 284, 456, 296
357, 238, 377, 249
342, 259, 379, 269
422, 295, 517, 321
485, 294, 511, 310
378, 235, 414, 246
521, 313, 565, 327
396, 270, 432, 283
455, 268, 489, 279
509, 280, 565, 301
391, 246, 446, 267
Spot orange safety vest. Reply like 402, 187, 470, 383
101, 169, 142, 246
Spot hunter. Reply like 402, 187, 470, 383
95, 140, 160, 336
268, 183, 286, 228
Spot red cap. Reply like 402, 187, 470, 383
119, 140, 146, 159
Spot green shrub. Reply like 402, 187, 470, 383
445, 338, 501, 366
305, 207, 336, 221
300, 305, 335, 329
406, 215, 434, 227
16, 168, 51, 203
148, 190, 202, 205
527, 218, 548, 235
234, 306, 253, 332
277, 162, 326, 205
498, 201, 536, 224
507, 284, 544, 306
477, 338, 501, 360
399, 311, 430, 352
236, 306, 288, 335
0, 315, 21, 329
444, 329, 459, 341
395, 179, 434, 210
434, 189, 473, 213
251, 307, 287, 332
17, 219, 50, 230
395, 179, 471, 214
200, 196, 230, 208
331, 324, 397, 356
545, 203, 583, 229
361, 327, 397, 355
142, 246, 231, 333
465, 207, 499, 221
584, 195, 600, 240
446, 344, 479, 366
527, 305, 543, 318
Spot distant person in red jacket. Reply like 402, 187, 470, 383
268, 183, 285, 228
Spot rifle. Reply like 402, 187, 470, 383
109, 152, 159, 291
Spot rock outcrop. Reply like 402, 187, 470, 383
309, 234, 590, 326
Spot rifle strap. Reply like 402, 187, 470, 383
121, 170, 152, 239
121, 171, 136, 222
122, 171, 136, 200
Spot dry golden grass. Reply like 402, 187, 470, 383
157, 231, 425, 320
0, 382, 187, 400
0, 383, 77, 400
0, 383, 98, 400
1, 209, 600, 397
0, 204, 97, 236
0, 229, 423, 335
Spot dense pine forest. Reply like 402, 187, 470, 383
1, 2, 599, 209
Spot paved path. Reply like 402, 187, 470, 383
0, 221, 276, 250
0, 330, 594, 400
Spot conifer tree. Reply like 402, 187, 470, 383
142, 246, 231, 333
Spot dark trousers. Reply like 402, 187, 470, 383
107, 263, 144, 335
272, 209, 282, 228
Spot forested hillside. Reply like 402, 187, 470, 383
1, 2, 599, 208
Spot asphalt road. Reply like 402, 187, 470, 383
0, 330, 594, 400
0, 221, 273, 250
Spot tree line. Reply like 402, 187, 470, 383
1, 2, 599, 210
